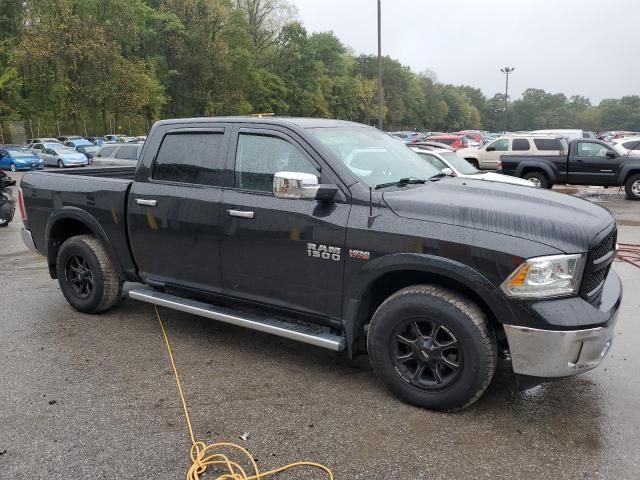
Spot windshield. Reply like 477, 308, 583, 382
440, 152, 478, 175
44, 143, 62, 149
309, 126, 440, 187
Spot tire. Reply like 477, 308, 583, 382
56, 235, 123, 313
367, 285, 497, 411
625, 173, 640, 200
58, 159, 64, 168
0, 220, 8, 227
466, 158, 479, 169
523, 171, 549, 189
10, 163, 17, 172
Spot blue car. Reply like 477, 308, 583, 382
63, 139, 94, 150
0, 146, 44, 172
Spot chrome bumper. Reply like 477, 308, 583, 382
21, 228, 38, 253
504, 317, 617, 378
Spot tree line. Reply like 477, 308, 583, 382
1, 0, 639, 137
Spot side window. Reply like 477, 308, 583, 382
577, 142, 608, 157
99, 146, 116, 157
512, 139, 530, 151
33, 144, 43, 150
235, 133, 320, 193
534, 138, 563, 151
115, 146, 138, 160
153, 132, 225, 185
488, 139, 509, 151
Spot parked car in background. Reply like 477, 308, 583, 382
388, 131, 424, 144
104, 134, 121, 142
410, 146, 536, 187
28, 142, 62, 153
28, 138, 61, 146
37, 146, 89, 168
454, 130, 485, 145
458, 135, 568, 170
57, 135, 84, 143
91, 143, 143, 166
0, 146, 44, 171
425, 135, 470, 151
612, 137, 640, 157
88, 136, 107, 146
499, 139, 640, 199
63, 139, 94, 150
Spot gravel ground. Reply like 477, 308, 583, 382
1, 173, 639, 479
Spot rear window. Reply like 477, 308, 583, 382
512, 139, 530, 151
622, 140, 640, 150
115, 145, 139, 160
533, 139, 564, 151
153, 132, 225, 185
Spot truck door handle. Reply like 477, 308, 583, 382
227, 209, 254, 219
575, 159, 584, 164
136, 198, 157, 207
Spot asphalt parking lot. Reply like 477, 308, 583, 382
1, 172, 639, 479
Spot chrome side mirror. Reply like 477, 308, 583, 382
273, 171, 320, 200
441, 167, 454, 176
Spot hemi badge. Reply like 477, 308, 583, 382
349, 249, 370, 260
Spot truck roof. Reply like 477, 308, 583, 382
153, 117, 365, 129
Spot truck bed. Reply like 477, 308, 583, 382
20, 168, 137, 279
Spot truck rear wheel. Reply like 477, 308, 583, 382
367, 285, 497, 411
56, 235, 123, 313
523, 171, 549, 189
625, 174, 640, 200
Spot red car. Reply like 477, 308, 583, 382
454, 130, 485, 144
425, 135, 471, 151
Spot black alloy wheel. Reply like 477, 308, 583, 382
65, 254, 94, 299
391, 318, 463, 391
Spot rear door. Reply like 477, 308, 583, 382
569, 141, 619, 185
219, 126, 350, 320
127, 124, 231, 292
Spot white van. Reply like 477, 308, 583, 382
529, 129, 593, 141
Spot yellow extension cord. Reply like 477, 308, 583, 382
153, 305, 334, 480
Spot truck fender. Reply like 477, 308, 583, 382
515, 161, 557, 183
341, 253, 515, 356
617, 163, 640, 184
45, 207, 128, 280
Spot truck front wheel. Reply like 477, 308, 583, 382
625, 174, 640, 200
56, 235, 123, 313
367, 285, 497, 411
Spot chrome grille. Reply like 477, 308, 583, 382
580, 227, 617, 305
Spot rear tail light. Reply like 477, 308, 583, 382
18, 187, 27, 221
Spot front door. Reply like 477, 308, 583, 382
480, 138, 509, 169
570, 141, 619, 185
127, 126, 231, 292
220, 127, 350, 320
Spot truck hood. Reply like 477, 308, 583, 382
382, 178, 614, 253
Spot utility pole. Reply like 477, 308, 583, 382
500, 67, 515, 133
377, 0, 383, 130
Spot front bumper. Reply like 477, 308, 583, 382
21, 228, 38, 253
504, 270, 621, 378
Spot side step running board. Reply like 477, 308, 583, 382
129, 287, 346, 352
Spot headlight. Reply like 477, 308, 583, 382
501, 254, 585, 298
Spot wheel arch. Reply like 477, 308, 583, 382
342, 254, 514, 357
620, 166, 640, 184
517, 163, 556, 183
45, 208, 126, 281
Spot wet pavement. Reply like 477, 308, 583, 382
1, 174, 639, 479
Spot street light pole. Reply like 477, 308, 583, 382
500, 66, 515, 132
377, 0, 383, 130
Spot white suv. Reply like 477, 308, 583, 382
458, 135, 568, 170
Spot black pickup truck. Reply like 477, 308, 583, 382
19, 117, 622, 411
499, 138, 640, 199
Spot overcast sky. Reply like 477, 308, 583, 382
291, 0, 640, 104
